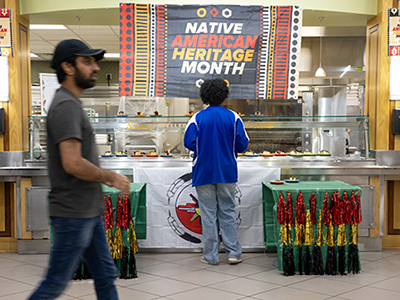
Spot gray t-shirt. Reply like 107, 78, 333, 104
46, 87, 103, 218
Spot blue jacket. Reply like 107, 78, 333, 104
184, 105, 249, 186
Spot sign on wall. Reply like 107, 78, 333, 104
119, 3, 302, 99
0, 9, 13, 57
40, 73, 61, 115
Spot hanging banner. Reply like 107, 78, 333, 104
0, 9, 13, 57
119, 3, 302, 99
134, 166, 280, 249
388, 8, 400, 56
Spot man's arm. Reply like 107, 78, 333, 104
59, 138, 130, 194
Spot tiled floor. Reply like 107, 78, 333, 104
2, 250, 400, 299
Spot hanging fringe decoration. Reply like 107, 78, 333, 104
298, 244, 303, 275
287, 191, 294, 226
304, 210, 313, 275
104, 193, 114, 255
295, 192, 306, 275
349, 191, 357, 224
348, 222, 361, 274
356, 190, 362, 224
331, 192, 341, 226
128, 249, 138, 278
113, 194, 123, 260
337, 224, 347, 276
313, 210, 324, 275
120, 246, 129, 279
309, 192, 317, 225
342, 191, 350, 225
277, 191, 287, 225
129, 220, 138, 254
336, 191, 347, 276
283, 244, 296, 276
325, 216, 337, 275
322, 191, 330, 226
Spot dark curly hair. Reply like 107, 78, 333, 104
55, 55, 76, 84
199, 78, 229, 105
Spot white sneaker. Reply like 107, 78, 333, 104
228, 257, 242, 265
200, 256, 219, 265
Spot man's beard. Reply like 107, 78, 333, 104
74, 67, 96, 89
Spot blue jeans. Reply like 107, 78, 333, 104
196, 183, 242, 264
28, 216, 118, 300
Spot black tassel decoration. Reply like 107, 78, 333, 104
128, 250, 138, 279
288, 245, 295, 276
120, 246, 129, 279
283, 245, 290, 276
338, 246, 346, 276
82, 262, 92, 279
298, 246, 303, 275
72, 262, 82, 280
348, 243, 360, 274
305, 246, 312, 275
312, 245, 324, 275
325, 246, 337, 275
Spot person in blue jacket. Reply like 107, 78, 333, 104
184, 78, 249, 265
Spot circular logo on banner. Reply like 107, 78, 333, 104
166, 172, 242, 244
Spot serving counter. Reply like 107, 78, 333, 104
2, 114, 400, 253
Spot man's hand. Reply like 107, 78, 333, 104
105, 172, 130, 195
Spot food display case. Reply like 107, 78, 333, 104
29, 114, 369, 161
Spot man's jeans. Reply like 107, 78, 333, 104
196, 183, 242, 264
28, 216, 118, 300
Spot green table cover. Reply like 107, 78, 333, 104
102, 182, 147, 240
262, 180, 362, 272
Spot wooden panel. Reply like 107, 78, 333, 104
377, 6, 391, 151
0, 182, 4, 232
395, 100, 400, 150
0, 237, 18, 252
20, 178, 32, 239
0, 183, 11, 237
369, 176, 381, 237
18, 24, 31, 151
366, 25, 379, 150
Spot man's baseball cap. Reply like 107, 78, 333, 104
50, 39, 105, 69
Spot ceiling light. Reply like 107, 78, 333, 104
315, 17, 326, 77
30, 53, 38, 57
104, 53, 120, 58
339, 64, 352, 78
29, 24, 67, 30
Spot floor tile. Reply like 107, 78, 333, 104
359, 261, 400, 276
252, 286, 327, 300
115, 272, 160, 287
340, 286, 400, 300
328, 271, 389, 286
210, 262, 267, 277
209, 277, 280, 296
170, 269, 237, 286
246, 269, 314, 286
167, 286, 243, 300
0, 264, 46, 280
127, 277, 199, 297
139, 262, 197, 277
0, 257, 26, 269
62, 280, 96, 298
290, 277, 360, 296
0, 279, 36, 297
80, 286, 158, 300
370, 276, 400, 293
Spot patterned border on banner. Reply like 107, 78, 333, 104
0, 9, 13, 57
287, 6, 302, 99
120, 4, 302, 99
257, 6, 270, 99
